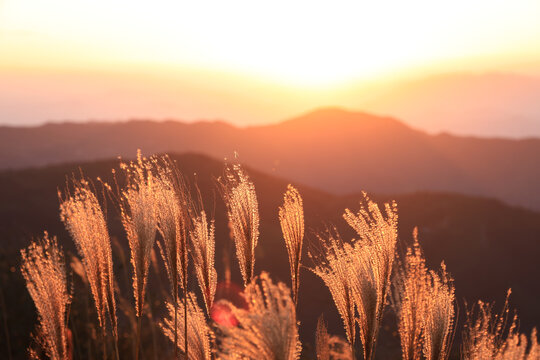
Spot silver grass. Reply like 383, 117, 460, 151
392, 231, 428, 360
463, 291, 539, 360
217, 272, 301, 360
310, 235, 357, 355
343, 193, 398, 360
190, 210, 217, 315
316, 315, 354, 360
59, 178, 118, 345
423, 263, 455, 360
393, 229, 456, 360
316, 316, 331, 360
220, 164, 260, 286
118, 151, 159, 360
160, 293, 213, 360
21, 233, 71, 360
152, 155, 192, 360
279, 185, 305, 306
119, 152, 159, 318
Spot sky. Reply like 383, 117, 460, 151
1, 0, 540, 132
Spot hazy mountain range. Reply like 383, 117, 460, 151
2, 154, 540, 359
2, 71, 540, 137
1, 108, 540, 210
363, 72, 540, 137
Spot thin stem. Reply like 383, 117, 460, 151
183, 254, 188, 360
113, 332, 120, 360
351, 333, 356, 360
135, 314, 142, 360
174, 273, 178, 360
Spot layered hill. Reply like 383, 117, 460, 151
1, 153, 540, 358
1, 108, 540, 210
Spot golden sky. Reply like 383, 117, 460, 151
1, 0, 540, 127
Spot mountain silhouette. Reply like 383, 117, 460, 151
1, 108, 540, 210
363, 72, 540, 137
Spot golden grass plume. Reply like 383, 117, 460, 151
462, 290, 539, 360
279, 184, 305, 306
343, 193, 398, 360
160, 292, 213, 360
220, 163, 260, 286
190, 210, 217, 315
217, 272, 301, 360
59, 177, 117, 340
21, 232, 71, 360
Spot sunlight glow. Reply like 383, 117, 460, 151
1, 0, 540, 85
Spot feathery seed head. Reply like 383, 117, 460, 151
21, 233, 71, 360
343, 193, 399, 360
279, 185, 305, 306
220, 163, 260, 286
160, 292, 213, 360
217, 272, 301, 360
119, 151, 159, 317
59, 177, 117, 337
190, 210, 217, 314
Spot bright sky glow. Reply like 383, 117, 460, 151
2, 0, 540, 85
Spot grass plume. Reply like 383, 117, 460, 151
279, 184, 305, 306
462, 290, 539, 359
422, 263, 455, 360
160, 292, 213, 360
118, 151, 159, 360
310, 235, 357, 356
190, 210, 217, 315
344, 193, 398, 360
220, 163, 260, 286
392, 230, 428, 360
59, 177, 118, 358
217, 272, 301, 360
393, 228, 455, 360
316, 315, 353, 360
21, 233, 71, 360
152, 156, 192, 359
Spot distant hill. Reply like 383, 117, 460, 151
363, 72, 540, 137
1, 153, 540, 359
1, 108, 540, 210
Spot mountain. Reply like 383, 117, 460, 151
1, 108, 540, 210
363, 72, 540, 137
1, 153, 540, 359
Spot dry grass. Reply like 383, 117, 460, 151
316, 315, 353, 360
21, 233, 71, 360
316, 316, 331, 360
118, 151, 160, 360
217, 272, 301, 360
310, 234, 357, 356
160, 292, 213, 360
393, 229, 455, 360
190, 210, 217, 315
220, 163, 260, 286
17, 152, 540, 360
462, 290, 539, 360
423, 263, 455, 360
344, 193, 398, 360
279, 184, 305, 306
392, 230, 428, 360
59, 177, 118, 356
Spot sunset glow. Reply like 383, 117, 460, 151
1, 0, 540, 129
2, 0, 540, 84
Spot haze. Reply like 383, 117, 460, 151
1, 0, 540, 136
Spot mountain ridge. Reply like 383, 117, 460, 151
1, 108, 540, 210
